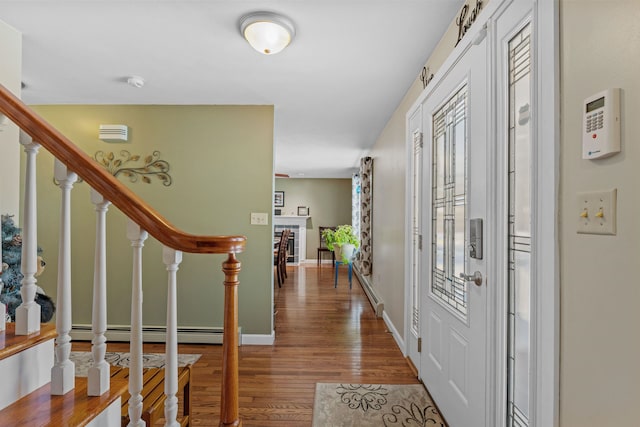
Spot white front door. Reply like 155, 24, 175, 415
419, 34, 488, 427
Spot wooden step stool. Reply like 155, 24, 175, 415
114, 364, 192, 427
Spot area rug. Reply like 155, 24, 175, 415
312, 383, 446, 427
69, 351, 201, 377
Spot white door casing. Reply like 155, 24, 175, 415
492, 1, 558, 425
406, 108, 424, 370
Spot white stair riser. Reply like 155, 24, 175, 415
0, 338, 54, 410
86, 397, 122, 427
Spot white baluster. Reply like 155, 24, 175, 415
126, 220, 148, 427
50, 160, 78, 395
16, 135, 41, 335
88, 188, 111, 396
162, 246, 182, 427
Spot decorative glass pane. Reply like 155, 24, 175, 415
507, 23, 532, 427
435, 207, 445, 270
454, 204, 466, 278
435, 134, 445, 199
431, 85, 468, 317
454, 107, 466, 196
514, 73, 531, 237
513, 251, 531, 416
411, 132, 423, 335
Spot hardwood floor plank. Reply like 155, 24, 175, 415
74, 264, 417, 426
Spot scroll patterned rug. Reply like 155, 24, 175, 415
312, 383, 446, 427
69, 351, 201, 377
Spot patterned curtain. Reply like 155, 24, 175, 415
356, 156, 373, 275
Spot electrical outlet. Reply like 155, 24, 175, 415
250, 212, 269, 225
576, 189, 617, 235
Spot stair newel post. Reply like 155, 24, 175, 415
16, 134, 41, 335
126, 220, 148, 427
162, 246, 182, 427
50, 160, 78, 395
88, 188, 111, 396
219, 253, 242, 427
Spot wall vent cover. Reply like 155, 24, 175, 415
99, 124, 128, 142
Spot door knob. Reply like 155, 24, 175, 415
460, 271, 483, 286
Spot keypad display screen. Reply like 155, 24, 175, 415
586, 96, 605, 113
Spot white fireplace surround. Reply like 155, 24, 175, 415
273, 215, 309, 264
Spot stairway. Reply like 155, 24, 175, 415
0, 83, 246, 426
0, 323, 126, 426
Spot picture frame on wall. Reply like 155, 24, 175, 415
274, 191, 285, 207
297, 206, 309, 216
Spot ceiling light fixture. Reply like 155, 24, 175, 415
240, 12, 295, 55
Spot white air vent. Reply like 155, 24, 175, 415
99, 124, 128, 142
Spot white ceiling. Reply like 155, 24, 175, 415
0, 0, 463, 178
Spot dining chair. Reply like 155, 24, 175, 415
317, 226, 336, 266
274, 229, 290, 287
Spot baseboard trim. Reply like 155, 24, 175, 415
304, 259, 334, 265
353, 267, 384, 317
405, 355, 419, 378
71, 324, 250, 345
382, 310, 405, 353
241, 331, 275, 345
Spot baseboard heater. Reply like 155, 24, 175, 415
71, 324, 242, 345
353, 267, 384, 317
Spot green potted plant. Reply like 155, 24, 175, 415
322, 224, 359, 263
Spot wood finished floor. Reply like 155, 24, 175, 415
73, 264, 419, 426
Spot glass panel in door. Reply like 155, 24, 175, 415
507, 22, 532, 427
431, 86, 468, 317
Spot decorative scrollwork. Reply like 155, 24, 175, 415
94, 150, 172, 186
382, 402, 445, 427
336, 384, 389, 412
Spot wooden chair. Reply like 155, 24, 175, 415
317, 226, 336, 265
274, 229, 290, 287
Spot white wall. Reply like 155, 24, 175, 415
559, 1, 640, 425
0, 20, 21, 217
367, 0, 492, 345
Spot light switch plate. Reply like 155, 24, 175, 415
250, 212, 269, 225
576, 188, 617, 235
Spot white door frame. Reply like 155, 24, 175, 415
403, 0, 559, 425
406, 110, 424, 372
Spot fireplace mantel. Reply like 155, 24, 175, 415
274, 216, 310, 264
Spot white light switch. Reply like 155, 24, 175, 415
250, 212, 269, 225
576, 188, 617, 235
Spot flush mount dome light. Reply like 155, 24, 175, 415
240, 12, 295, 55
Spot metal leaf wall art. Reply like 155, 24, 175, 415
94, 150, 172, 186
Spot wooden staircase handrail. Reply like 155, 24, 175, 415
0, 84, 246, 254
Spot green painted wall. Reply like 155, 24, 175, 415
275, 178, 351, 259
30, 105, 274, 335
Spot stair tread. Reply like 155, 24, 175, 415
0, 323, 56, 361
114, 366, 191, 415
0, 376, 128, 427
